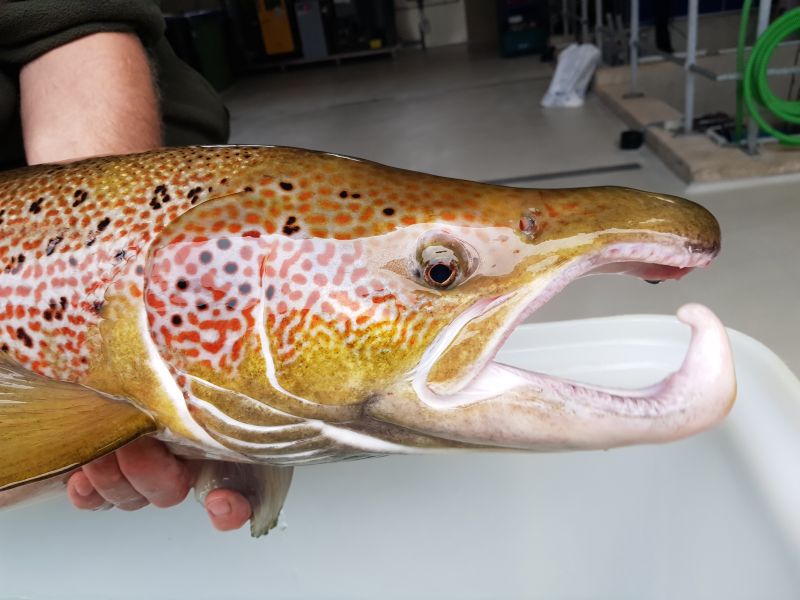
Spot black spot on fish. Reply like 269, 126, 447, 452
199, 251, 212, 265
45, 236, 63, 256
97, 217, 111, 232
176, 278, 188, 290
5, 253, 25, 274
339, 190, 348, 199
68, 257, 78, 267
187, 186, 204, 205
282, 216, 301, 235
217, 238, 232, 250
243, 186, 254, 193
224, 262, 237, 274
280, 182, 293, 191
113, 249, 127, 263
382, 207, 395, 216
72, 190, 88, 207
171, 315, 183, 326
29, 197, 45, 214
265, 285, 275, 300
135, 265, 144, 275
16, 328, 33, 349
43, 296, 67, 321
0, 344, 8, 353
196, 301, 208, 311
91, 300, 104, 314
352, 193, 361, 199
149, 198, 162, 210
238, 283, 252, 295
225, 298, 238, 311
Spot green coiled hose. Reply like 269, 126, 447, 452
735, 1, 800, 145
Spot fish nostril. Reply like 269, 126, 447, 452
518, 211, 539, 239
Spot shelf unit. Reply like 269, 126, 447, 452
626, 0, 800, 154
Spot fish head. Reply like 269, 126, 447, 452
144, 150, 733, 458
357, 183, 733, 452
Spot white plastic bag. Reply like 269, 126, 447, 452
541, 43, 601, 108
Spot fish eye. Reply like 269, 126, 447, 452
414, 231, 475, 290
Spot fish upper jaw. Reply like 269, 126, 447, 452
364, 235, 736, 451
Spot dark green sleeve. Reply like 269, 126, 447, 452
0, 0, 165, 65
0, 0, 229, 170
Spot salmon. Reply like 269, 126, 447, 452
0, 146, 736, 535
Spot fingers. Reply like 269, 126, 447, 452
67, 437, 191, 511
204, 488, 252, 532
115, 437, 192, 508
66, 470, 110, 510
81, 452, 149, 511
65, 438, 252, 533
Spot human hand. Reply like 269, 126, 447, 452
66, 438, 252, 531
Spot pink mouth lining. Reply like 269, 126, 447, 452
478, 304, 735, 420
427, 238, 726, 411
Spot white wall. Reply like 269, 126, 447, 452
394, 0, 468, 47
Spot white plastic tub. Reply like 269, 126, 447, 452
2, 314, 800, 599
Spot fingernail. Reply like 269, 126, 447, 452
207, 498, 232, 518
74, 477, 94, 497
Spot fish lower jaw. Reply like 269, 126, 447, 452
432, 303, 736, 450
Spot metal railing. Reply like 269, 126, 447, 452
627, 0, 800, 154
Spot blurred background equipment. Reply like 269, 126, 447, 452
541, 42, 601, 106
215, 0, 397, 70
164, 8, 236, 90
497, 0, 551, 57
590, 0, 800, 181
257, 0, 297, 56
294, 0, 330, 60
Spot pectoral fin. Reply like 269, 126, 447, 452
0, 356, 156, 491
194, 461, 294, 537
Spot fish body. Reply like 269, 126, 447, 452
0, 146, 736, 534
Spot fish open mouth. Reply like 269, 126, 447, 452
401, 237, 737, 451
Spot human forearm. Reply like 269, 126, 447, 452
20, 31, 161, 164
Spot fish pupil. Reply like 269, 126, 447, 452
427, 263, 455, 287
